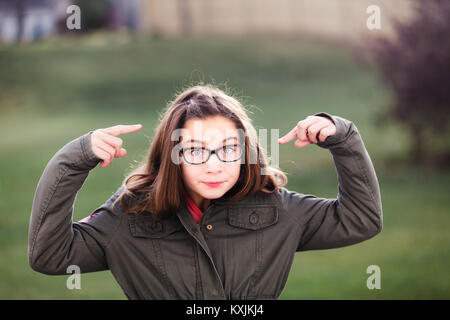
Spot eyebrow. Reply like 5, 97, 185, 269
185, 137, 238, 145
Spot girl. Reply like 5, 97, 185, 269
28, 84, 382, 300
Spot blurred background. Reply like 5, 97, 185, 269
0, 0, 449, 299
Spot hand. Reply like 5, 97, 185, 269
90, 124, 142, 168
278, 115, 336, 148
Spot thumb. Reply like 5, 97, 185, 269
117, 148, 127, 158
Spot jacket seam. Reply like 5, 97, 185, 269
273, 187, 302, 229
193, 241, 204, 299
80, 133, 90, 165
347, 132, 381, 233
30, 157, 86, 261
248, 228, 264, 298
80, 131, 99, 167
151, 239, 177, 298
104, 194, 125, 249
329, 126, 381, 234
75, 205, 122, 249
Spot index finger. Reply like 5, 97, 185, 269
278, 126, 298, 144
101, 124, 142, 137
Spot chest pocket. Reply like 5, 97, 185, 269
228, 205, 278, 230
225, 204, 279, 299
127, 211, 186, 299
128, 211, 183, 238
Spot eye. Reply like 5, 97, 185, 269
189, 147, 204, 156
223, 144, 238, 153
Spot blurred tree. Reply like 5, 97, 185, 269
367, 0, 450, 167
13, 0, 24, 43
75, 0, 109, 31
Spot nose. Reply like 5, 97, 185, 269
205, 152, 223, 172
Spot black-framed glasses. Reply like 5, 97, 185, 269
180, 144, 244, 165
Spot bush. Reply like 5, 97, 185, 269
365, 0, 450, 167
75, 0, 110, 32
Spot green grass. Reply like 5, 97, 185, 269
0, 32, 449, 299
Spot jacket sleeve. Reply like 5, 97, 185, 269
276, 112, 383, 251
28, 131, 124, 275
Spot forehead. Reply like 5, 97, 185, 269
181, 116, 239, 144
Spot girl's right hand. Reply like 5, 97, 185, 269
90, 124, 142, 168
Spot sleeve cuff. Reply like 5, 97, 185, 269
80, 131, 102, 168
313, 112, 350, 148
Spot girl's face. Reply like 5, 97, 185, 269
180, 116, 242, 208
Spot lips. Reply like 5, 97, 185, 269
203, 181, 224, 188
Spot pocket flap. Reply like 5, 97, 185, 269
228, 205, 278, 230
128, 212, 182, 238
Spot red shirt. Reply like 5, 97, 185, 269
184, 193, 204, 224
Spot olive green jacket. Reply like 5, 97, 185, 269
28, 112, 383, 300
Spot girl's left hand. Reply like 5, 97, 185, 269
278, 115, 336, 148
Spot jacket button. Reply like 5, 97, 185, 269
206, 224, 213, 231
249, 212, 259, 224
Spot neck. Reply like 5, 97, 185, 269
185, 191, 211, 212
199, 200, 211, 212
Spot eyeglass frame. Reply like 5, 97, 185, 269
179, 143, 245, 165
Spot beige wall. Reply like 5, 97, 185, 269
139, 0, 414, 42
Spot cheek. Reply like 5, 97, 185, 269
227, 163, 241, 181
181, 163, 200, 181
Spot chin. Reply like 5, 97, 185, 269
199, 186, 227, 198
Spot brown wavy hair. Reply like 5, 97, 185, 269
112, 84, 287, 220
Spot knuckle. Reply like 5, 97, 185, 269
96, 130, 109, 139
103, 152, 110, 161
103, 151, 111, 162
